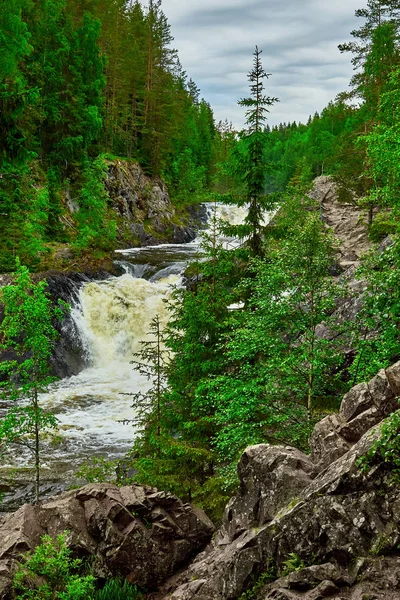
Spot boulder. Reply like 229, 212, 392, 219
310, 366, 400, 469
385, 361, 400, 398
161, 411, 400, 600
309, 415, 351, 469
216, 445, 317, 544
0, 484, 214, 599
263, 557, 400, 599
339, 383, 374, 422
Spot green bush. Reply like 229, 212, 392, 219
94, 579, 142, 600
357, 410, 400, 480
13, 532, 95, 600
368, 214, 397, 243
280, 553, 306, 577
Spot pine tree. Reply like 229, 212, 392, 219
223, 46, 279, 256
339, 0, 400, 100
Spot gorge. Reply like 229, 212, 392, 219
0, 202, 248, 509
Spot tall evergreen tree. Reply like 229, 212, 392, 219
224, 46, 279, 256
339, 0, 400, 100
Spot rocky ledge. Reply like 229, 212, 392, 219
0, 484, 213, 599
106, 160, 207, 248
158, 362, 400, 600
1, 364, 400, 599
307, 176, 372, 270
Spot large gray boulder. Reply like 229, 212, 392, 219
310, 365, 399, 470
0, 484, 214, 599
215, 445, 317, 545
263, 556, 400, 599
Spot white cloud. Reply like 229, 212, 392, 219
161, 0, 366, 127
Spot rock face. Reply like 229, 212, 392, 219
46, 271, 113, 378
307, 176, 372, 269
310, 364, 399, 470
0, 484, 214, 599
263, 556, 400, 599
160, 362, 400, 600
105, 160, 205, 247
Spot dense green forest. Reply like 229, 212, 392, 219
0, 0, 219, 271
3, 0, 399, 273
3, 0, 400, 588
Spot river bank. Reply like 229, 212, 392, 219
0, 202, 246, 511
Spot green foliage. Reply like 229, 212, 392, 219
73, 157, 116, 252
368, 213, 397, 242
94, 579, 142, 600
0, 0, 218, 266
75, 457, 118, 484
338, 1, 400, 103
213, 210, 347, 463
0, 261, 67, 503
365, 66, 400, 210
350, 242, 400, 383
280, 553, 306, 577
13, 532, 96, 600
357, 410, 400, 480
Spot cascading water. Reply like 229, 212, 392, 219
0, 203, 261, 507
43, 274, 180, 456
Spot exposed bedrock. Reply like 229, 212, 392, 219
159, 362, 400, 600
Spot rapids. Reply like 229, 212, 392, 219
0, 203, 265, 506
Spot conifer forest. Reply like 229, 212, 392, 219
2, 1, 400, 599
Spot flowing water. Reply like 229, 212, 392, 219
1, 203, 251, 506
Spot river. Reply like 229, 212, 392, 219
0, 203, 249, 508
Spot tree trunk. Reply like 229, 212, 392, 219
34, 389, 40, 505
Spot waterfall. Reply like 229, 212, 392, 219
3, 202, 259, 481
72, 273, 179, 366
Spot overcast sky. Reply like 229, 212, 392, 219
161, 0, 366, 129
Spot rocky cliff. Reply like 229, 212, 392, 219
158, 363, 400, 600
307, 176, 372, 270
0, 485, 214, 599
105, 160, 206, 248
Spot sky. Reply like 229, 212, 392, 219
161, 0, 366, 129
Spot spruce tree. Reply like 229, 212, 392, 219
224, 46, 279, 256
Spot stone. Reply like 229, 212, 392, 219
307, 176, 372, 265
162, 412, 400, 600
368, 369, 398, 416
385, 361, 400, 399
340, 383, 374, 422
339, 407, 382, 443
104, 160, 204, 249
0, 484, 214, 599
216, 445, 317, 544
275, 563, 352, 591
263, 557, 400, 600
309, 415, 351, 469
